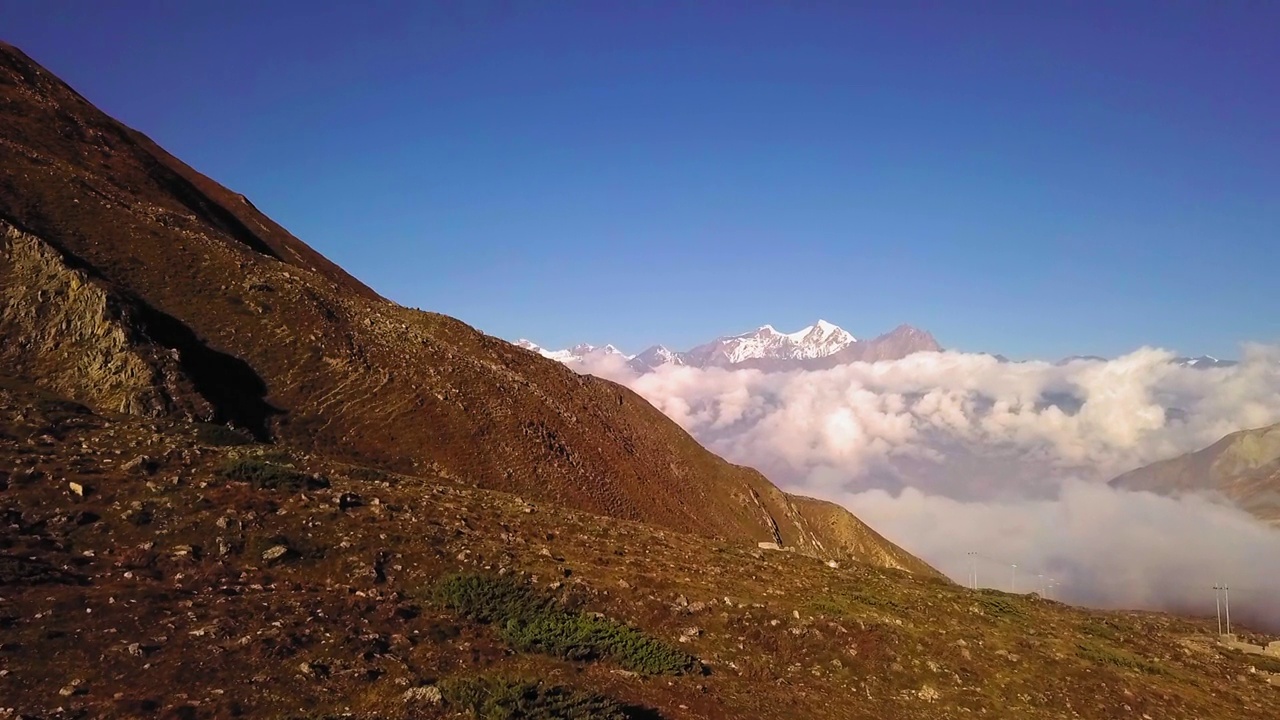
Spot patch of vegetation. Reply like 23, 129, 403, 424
433, 573, 696, 675
978, 595, 1023, 619
194, 423, 255, 447
440, 675, 633, 720
347, 466, 394, 483
1080, 619, 1120, 641
1233, 651, 1280, 674
216, 458, 326, 492
1076, 641, 1166, 676
805, 589, 905, 618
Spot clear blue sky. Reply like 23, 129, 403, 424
5, 1, 1278, 358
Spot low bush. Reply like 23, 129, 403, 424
216, 458, 324, 492
195, 423, 254, 447
347, 466, 394, 483
1079, 619, 1120, 641
434, 573, 696, 675
1076, 641, 1166, 676
440, 675, 630, 720
1234, 651, 1280, 675
978, 595, 1023, 618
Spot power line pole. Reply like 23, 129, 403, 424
967, 551, 978, 589
1213, 584, 1223, 636
1224, 584, 1232, 636
1011, 564, 1017, 593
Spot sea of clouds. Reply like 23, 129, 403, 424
574, 344, 1280, 627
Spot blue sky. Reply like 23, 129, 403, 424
5, 2, 1278, 358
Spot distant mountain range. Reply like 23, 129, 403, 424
518, 321, 943, 373
519, 323, 1239, 374
1057, 355, 1237, 369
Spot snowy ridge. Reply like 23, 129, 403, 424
516, 339, 632, 362
690, 319, 858, 366
518, 319, 885, 371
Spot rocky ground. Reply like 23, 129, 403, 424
2, 375, 1279, 719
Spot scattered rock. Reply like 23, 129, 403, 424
122, 455, 156, 474
298, 661, 330, 679
171, 544, 200, 559
338, 492, 363, 510
679, 627, 702, 643
262, 545, 293, 563
918, 685, 940, 702
403, 685, 443, 704
68, 481, 85, 497
58, 679, 84, 697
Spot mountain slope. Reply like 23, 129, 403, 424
0, 40, 931, 573
3, 377, 1276, 719
1110, 423, 1280, 525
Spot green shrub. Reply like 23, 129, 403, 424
977, 595, 1022, 619
440, 676, 629, 720
216, 458, 323, 491
1080, 619, 1120, 641
347, 466, 394, 483
1076, 641, 1166, 675
433, 573, 696, 675
1234, 652, 1280, 674
195, 423, 254, 447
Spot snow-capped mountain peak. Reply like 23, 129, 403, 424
688, 320, 859, 365
515, 319, 936, 373
515, 339, 578, 362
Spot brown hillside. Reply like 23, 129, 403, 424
1110, 422, 1280, 525
0, 40, 934, 573
1, 376, 1277, 719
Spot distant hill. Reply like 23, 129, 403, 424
1110, 423, 1280, 525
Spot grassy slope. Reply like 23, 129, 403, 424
1, 377, 1277, 720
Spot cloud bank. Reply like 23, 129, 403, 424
575, 345, 1280, 627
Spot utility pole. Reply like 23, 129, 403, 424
1224, 584, 1232, 636
1011, 564, 1017, 593
1213, 584, 1223, 636
967, 551, 978, 589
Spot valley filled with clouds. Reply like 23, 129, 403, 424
576, 345, 1280, 626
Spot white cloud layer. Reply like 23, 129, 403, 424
576, 346, 1280, 628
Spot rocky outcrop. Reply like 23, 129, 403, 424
786, 495, 941, 577
0, 221, 192, 417
0, 220, 274, 434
